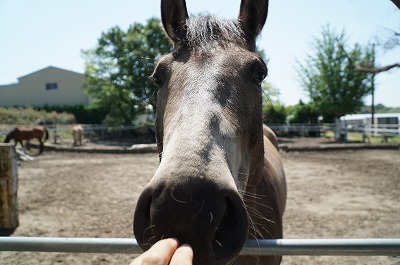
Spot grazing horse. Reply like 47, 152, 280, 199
4, 127, 49, 154
132, 126, 156, 144
72, 125, 83, 146
134, 0, 286, 264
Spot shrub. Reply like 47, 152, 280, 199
0, 106, 75, 125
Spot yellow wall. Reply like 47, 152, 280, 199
0, 66, 88, 107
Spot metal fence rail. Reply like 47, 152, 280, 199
1, 237, 400, 256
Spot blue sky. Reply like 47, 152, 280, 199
0, 0, 399, 107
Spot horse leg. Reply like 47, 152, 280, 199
17, 140, 24, 150
78, 131, 82, 146
39, 140, 43, 154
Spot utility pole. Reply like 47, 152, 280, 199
371, 44, 376, 126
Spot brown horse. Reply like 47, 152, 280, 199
4, 126, 49, 154
133, 0, 286, 264
72, 125, 83, 146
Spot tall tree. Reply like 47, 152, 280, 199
297, 26, 374, 120
346, 25, 400, 74
82, 18, 172, 125
262, 81, 287, 124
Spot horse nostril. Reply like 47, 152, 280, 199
212, 196, 248, 259
133, 189, 155, 249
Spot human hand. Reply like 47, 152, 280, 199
130, 238, 193, 265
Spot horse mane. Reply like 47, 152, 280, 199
183, 15, 247, 55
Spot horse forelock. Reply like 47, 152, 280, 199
179, 15, 248, 55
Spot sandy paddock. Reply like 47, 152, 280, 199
0, 141, 399, 265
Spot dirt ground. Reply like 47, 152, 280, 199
1, 137, 399, 265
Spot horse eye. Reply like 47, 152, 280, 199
151, 73, 163, 87
253, 68, 267, 86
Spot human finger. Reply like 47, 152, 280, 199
169, 244, 193, 265
130, 238, 179, 265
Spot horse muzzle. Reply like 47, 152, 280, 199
133, 176, 248, 265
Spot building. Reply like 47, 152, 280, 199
341, 113, 400, 126
341, 113, 400, 137
0, 66, 89, 107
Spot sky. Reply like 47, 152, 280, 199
0, 0, 399, 107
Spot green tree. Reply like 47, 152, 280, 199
263, 103, 287, 124
290, 100, 320, 124
82, 18, 172, 125
297, 26, 374, 120
262, 81, 287, 124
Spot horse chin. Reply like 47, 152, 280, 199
133, 181, 249, 265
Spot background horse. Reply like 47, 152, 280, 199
4, 127, 49, 154
132, 126, 156, 144
72, 125, 83, 146
133, 0, 286, 264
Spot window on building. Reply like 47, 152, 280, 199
46, 83, 58, 90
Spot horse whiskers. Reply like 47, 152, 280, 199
246, 204, 277, 243
142, 225, 156, 243
242, 190, 267, 200
229, 256, 261, 265
243, 197, 273, 210
145, 236, 156, 245
236, 180, 246, 195
191, 199, 205, 217
246, 206, 275, 223
170, 192, 190, 204
248, 223, 274, 240
260, 225, 274, 239
227, 258, 236, 265
242, 190, 272, 208
249, 218, 275, 240
247, 215, 264, 239
214, 239, 223, 248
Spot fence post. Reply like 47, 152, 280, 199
0, 143, 19, 236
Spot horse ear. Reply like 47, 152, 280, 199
161, 0, 189, 43
238, 0, 269, 48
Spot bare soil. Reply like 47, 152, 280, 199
1, 137, 399, 265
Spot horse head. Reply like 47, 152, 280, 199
133, 1, 282, 264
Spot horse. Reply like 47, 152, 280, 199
72, 125, 83, 146
4, 126, 49, 154
133, 0, 287, 264
132, 126, 156, 144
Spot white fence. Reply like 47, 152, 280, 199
1, 123, 398, 142
267, 123, 399, 141
0, 124, 157, 145
1, 237, 400, 256
362, 124, 400, 137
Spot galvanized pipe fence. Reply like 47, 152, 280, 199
1, 237, 400, 256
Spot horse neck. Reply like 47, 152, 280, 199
245, 132, 286, 241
